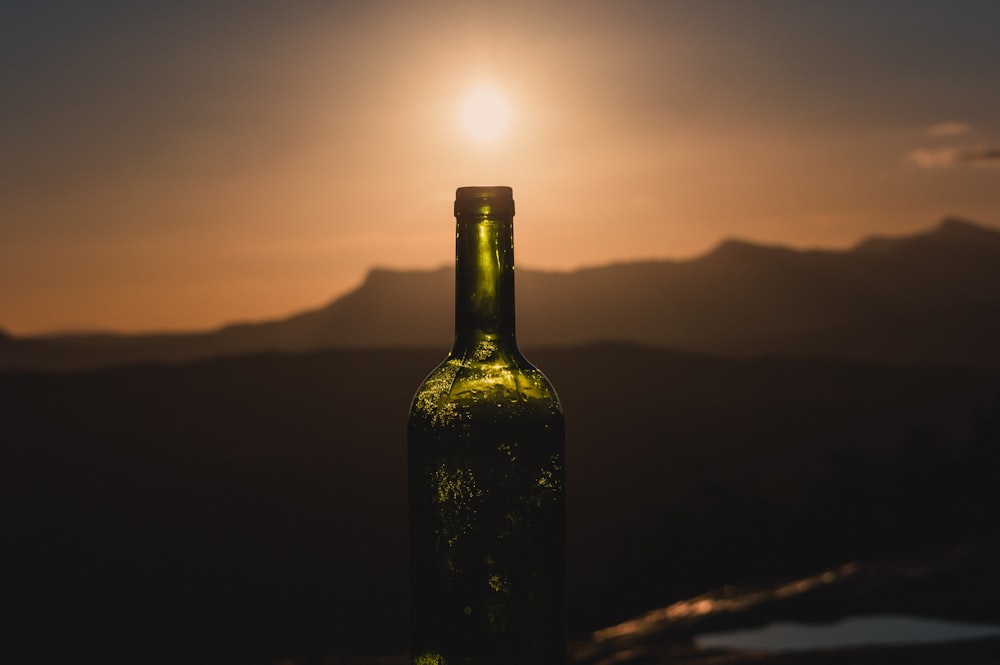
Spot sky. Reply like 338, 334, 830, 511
2, 0, 999, 334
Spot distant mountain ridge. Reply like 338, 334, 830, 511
3, 217, 1000, 370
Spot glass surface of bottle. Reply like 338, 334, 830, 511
408, 186, 566, 665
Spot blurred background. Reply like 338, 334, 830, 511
2, 1, 1000, 663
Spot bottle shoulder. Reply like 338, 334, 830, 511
409, 347, 562, 427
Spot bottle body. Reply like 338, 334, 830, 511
408, 187, 566, 665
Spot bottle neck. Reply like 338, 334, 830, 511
452, 213, 518, 357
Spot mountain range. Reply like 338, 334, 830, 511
5, 217, 1000, 663
2, 217, 999, 370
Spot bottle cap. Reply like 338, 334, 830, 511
454, 186, 515, 218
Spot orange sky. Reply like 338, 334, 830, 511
2, 1, 999, 334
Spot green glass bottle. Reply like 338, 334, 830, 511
408, 186, 566, 665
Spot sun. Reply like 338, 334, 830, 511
461, 87, 510, 142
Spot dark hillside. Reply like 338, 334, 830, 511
3, 344, 999, 663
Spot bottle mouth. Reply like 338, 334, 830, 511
454, 186, 515, 218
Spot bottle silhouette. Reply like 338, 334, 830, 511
408, 186, 566, 665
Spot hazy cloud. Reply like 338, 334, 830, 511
925, 121, 972, 137
908, 144, 1000, 169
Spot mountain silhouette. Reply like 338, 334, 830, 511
4, 218, 999, 664
3, 218, 999, 370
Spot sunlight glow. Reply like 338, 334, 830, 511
593, 562, 861, 642
461, 87, 510, 142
